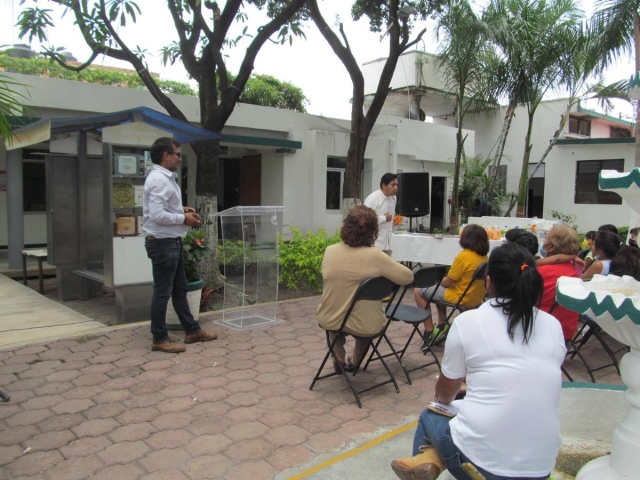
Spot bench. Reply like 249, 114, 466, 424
21, 249, 48, 294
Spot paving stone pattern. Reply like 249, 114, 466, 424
0, 296, 625, 479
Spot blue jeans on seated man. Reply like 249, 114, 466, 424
413, 409, 550, 480
145, 237, 201, 344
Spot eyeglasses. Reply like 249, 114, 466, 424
168, 150, 181, 159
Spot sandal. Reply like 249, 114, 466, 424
345, 356, 358, 372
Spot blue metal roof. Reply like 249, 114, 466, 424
26, 106, 221, 144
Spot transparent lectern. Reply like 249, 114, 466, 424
212, 206, 284, 330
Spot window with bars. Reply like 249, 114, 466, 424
488, 165, 507, 193
568, 116, 591, 136
326, 157, 347, 211
574, 159, 623, 205
610, 126, 631, 138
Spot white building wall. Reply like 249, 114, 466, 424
2, 72, 463, 247
545, 143, 635, 232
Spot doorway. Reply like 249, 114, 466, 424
527, 177, 545, 218
222, 154, 262, 210
430, 176, 446, 231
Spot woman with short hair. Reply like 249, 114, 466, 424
316, 205, 413, 371
538, 224, 581, 340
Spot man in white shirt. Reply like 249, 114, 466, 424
364, 173, 398, 253
143, 137, 217, 353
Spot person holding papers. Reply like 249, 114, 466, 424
391, 243, 565, 480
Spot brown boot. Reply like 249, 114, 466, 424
390, 446, 445, 480
152, 339, 186, 353
184, 329, 218, 344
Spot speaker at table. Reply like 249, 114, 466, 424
396, 172, 429, 217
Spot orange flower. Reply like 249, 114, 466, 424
393, 214, 403, 226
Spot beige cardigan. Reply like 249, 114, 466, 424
316, 243, 414, 335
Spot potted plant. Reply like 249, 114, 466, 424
166, 229, 207, 329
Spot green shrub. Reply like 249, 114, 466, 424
278, 226, 340, 292
618, 226, 629, 240
216, 240, 251, 266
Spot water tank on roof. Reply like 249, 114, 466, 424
4, 44, 37, 59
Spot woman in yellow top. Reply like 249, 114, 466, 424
414, 224, 489, 345
317, 205, 414, 371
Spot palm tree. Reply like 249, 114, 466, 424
0, 73, 28, 146
591, 0, 640, 166
486, 0, 584, 217
436, 1, 498, 231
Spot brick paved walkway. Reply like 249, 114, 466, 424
0, 295, 625, 480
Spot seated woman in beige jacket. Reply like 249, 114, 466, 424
316, 205, 414, 371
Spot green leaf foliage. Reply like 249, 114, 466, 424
278, 226, 340, 292
0, 55, 197, 95
239, 74, 308, 113
0, 56, 308, 112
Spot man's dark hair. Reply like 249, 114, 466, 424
340, 205, 379, 248
598, 224, 619, 235
380, 173, 398, 188
585, 231, 597, 241
150, 137, 180, 165
459, 224, 490, 256
505, 229, 539, 256
631, 227, 639, 236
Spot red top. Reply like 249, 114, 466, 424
538, 262, 580, 340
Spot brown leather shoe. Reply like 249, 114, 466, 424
390, 447, 444, 480
151, 339, 186, 353
184, 329, 218, 344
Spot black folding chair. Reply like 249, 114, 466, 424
567, 314, 627, 379
427, 262, 489, 346
310, 277, 401, 408
548, 303, 598, 383
363, 265, 449, 384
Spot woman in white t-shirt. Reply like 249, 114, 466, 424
391, 243, 566, 480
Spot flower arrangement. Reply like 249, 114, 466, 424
183, 229, 208, 283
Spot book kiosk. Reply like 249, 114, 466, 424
212, 206, 284, 330
9, 107, 221, 324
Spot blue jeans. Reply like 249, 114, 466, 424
145, 237, 201, 343
412, 409, 550, 480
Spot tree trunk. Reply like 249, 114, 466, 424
528, 100, 573, 181
343, 113, 367, 201
192, 139, 224, 289
489, 100, 516, 198
516, 113, 535, 218
450, 126, 464, 233
342, 197, 361, 218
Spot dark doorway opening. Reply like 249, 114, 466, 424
430, 176, 446, 231
527, 177, 545, 218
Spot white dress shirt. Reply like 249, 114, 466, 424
142, 165, 187, 239
364, 188, 396, 251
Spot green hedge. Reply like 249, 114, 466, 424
278, 226, 340, 292
0, 55, 197, 95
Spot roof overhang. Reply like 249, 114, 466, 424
5, 106, 221, 150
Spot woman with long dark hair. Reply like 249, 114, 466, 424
391, 243, 565, 480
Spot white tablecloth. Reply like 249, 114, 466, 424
391, 233, 504, 265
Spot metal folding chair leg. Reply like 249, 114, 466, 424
566, 339, 596, 383
561, 365, 574, 382
571, 323, 622, 376
363, 323, 441, 384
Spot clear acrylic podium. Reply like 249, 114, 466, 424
212, 206, 284, 330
